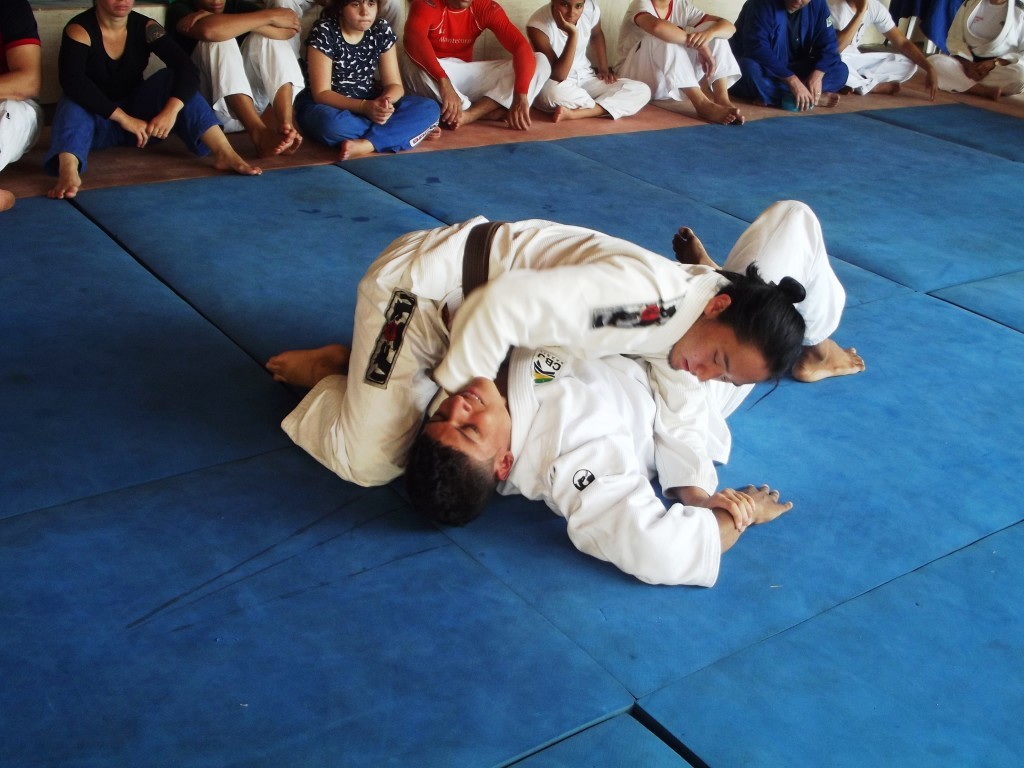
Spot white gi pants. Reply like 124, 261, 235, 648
617, 24, 741, 101
707, 199, 847, 420
400, 51, 553, 112
0, 98, 42, 173
842, 51, 918, 94
928, 54, 1024, 95
191, 34, 305, 133
534, 73, 651, 119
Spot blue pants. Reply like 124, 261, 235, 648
44, 68, 220, 176
730, 58, 849, 107
296, 91, 440, 154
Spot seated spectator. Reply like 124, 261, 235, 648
828, 0, 937, 98
167, 0, 306, 156
295, 0, 440, 160
273, 0, 402, 57
0, 0, 42, 212
400, 0, 551, 130
928, 0, 1024, 100
45, 0, 259, 200
616, 0, 744, 124
526, 0, 651, 122
730, 0, 849, 111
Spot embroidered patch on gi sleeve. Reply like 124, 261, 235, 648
591, 299, 677, 329
365, 289, 417, 389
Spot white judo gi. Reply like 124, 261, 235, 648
827, 0, 918, 94
284, 217, 730, 488
930, 0, 1024, 95
615, 0, 741, 102
282, 203, 844, 516
438, 200, 846, 496
526, 1, 651, 119
501, 348, 724, 586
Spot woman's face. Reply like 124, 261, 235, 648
95, 0, 135, 18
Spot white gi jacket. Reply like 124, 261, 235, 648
286, 217, 728, 490
501, 348, 724, 586
947, 0, 1024, 62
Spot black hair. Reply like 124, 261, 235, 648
404, 431, 497, 526
715, 264, 807, 380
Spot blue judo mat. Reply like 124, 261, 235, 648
3, 104, 1022, 767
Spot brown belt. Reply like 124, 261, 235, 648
462, 221, 506, 299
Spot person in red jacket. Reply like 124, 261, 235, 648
401, 0, 551, 130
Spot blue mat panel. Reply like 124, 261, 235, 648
514, 714, 689, 767
0, 449, 631, 768
862, 104, 1024, 162
638, 522, 1024, 767
71, 166, 442, 363
558, 112, 1024, 292
0, 197, 293, 520
442, 291, 1024, 698
930, 270, 1024, 333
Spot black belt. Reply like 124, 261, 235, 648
462, 221, 505, 298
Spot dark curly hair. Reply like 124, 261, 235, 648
404, 431, 497, 526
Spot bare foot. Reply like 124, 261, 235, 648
279, 124, 303, 156
672, 227, 718, 267
266, 344, 351, 389
552, 105, 568, 123
693, 99, 742, 125
792, 339, 865, 382
426, 126, 442, 141
212, 146, 262, 176
967, 83, 1003, 101
873, 82, 901, 96
339, 139, 375, 161
817, 92, 841, 108
711, 93, 745, 124
48, 153, 82, 199
0, 188, 14, 212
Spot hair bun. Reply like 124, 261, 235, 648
777, 276, 806, 304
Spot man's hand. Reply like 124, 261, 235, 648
962, 58, 996, 81
787, 75, 814, 110
696, 44, 715, 77
706, 488, 755, 531
439, 78, 463, 128
506, 93, 532, 131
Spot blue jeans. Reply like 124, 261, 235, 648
296, 91, 440, 154
44, 68, 221, 176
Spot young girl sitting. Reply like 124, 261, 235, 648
296, 0, 440, 160
526, 0, 651, 122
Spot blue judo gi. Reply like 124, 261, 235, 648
729, 0, 849, 107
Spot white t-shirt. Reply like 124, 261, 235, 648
527, 0, 601, 77
827, 0, 896, 50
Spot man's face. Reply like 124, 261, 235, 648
444, 0, 475, 9
668, 297, 772, 385
423, 377, 514, 475
195, 0, 226, 14
785, 0, 812, 13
